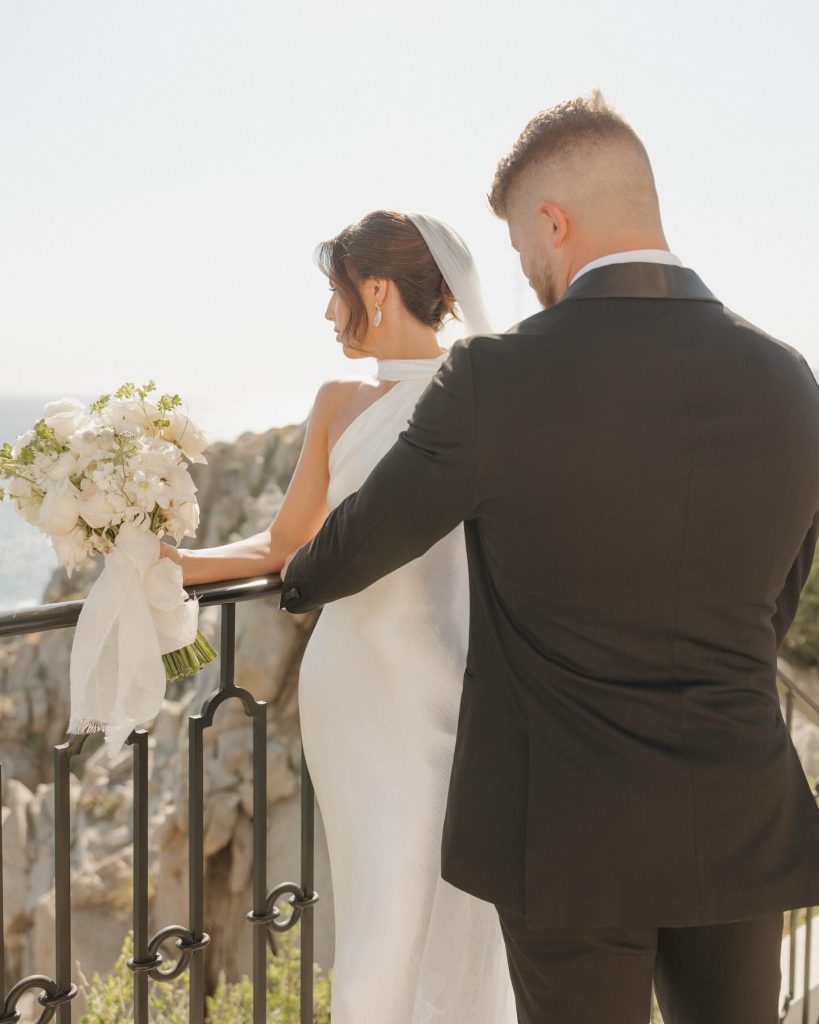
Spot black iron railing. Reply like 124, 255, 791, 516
0, 576, 318, 1024
1, 583, 817, 1023
777, 662, 819, 1024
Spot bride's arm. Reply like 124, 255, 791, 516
162, 383, 343, 586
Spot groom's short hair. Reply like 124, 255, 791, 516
489, 91, 653, 217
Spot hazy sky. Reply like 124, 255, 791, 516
1, 0, 817, 439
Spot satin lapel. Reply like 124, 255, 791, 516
559, 263, 722, 304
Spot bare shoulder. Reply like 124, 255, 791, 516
310, 378, 367, 427
315, 377, 363, 399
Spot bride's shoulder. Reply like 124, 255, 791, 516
311, 377, 369, 418
315, 377, 368, 400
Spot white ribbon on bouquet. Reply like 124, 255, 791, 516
68, 522, 199, 757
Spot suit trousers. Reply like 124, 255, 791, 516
495, 905, 784, 1024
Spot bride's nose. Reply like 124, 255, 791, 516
324, 297, 335, 322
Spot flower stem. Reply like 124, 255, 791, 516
162, 630, 218, 683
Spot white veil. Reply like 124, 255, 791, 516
405, 212, 495, 336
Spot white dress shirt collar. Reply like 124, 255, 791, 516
569, 250, 683, 287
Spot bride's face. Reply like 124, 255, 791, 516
324, 278, 376, 359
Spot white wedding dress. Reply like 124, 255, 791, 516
298, 352, 518, 1024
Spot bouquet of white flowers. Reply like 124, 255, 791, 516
0, 381, 216, 755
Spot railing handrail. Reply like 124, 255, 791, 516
777, 658, 819, 720
0, 575, 284, 638
3, 588, 816, 717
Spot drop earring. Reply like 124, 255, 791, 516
373, 300, 382, 328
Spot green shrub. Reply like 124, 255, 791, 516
78, 928, 331, 1023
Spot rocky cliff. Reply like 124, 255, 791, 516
0, 419, 336, 1011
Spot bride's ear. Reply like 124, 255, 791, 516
370, 277, 389, 305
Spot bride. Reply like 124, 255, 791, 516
161, 210, 516, 1023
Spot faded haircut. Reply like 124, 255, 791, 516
488, 91, 654, 218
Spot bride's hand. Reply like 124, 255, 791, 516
282, 547, 299, 579
159, 541, 183, 566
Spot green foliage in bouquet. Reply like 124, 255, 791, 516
78, 929, 331, 1023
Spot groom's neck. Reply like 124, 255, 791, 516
564, 229, 672, 288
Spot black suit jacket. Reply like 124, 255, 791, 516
280, 263, 819, 928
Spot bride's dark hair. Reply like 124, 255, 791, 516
315, 210, 458, 344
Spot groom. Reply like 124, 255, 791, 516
280, 93, 819, 1023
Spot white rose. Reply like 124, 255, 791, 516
131, 438, 179, 477
103, 398, 159, 436
166, 464, 198, 503
52, 527, 90, 576
47, 451, 79, 482
38, 479, 81, 536
163, 409, 208, 464
43, 398, 90, 444
78, 484, 116, 530
69, 429, 100, 460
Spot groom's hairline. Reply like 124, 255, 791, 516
488, 95, 650, 219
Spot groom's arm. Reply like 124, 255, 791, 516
772, 510, 819, 648
279, 339, 479, 613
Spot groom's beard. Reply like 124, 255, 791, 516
532, 262, 559, 309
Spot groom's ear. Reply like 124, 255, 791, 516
538, 201, 569, 250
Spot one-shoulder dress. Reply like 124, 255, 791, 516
297, 352, 517, 1024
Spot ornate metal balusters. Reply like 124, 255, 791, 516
187, 601, 272, 1022
53, 737, 85, 1023
248, 695, 269, 1022
300, 756, 317, 1024
782, 909, 798, 1022
188, 704, 208, 1022
777, 667, 818, 1024
1, 767, 5, 1017
1, 737, 84, 1024
0, 577, 323, 1024
126, 730, 155, 1023
800, 909, 812, 1024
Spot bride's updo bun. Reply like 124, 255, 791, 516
315, 210, 458, 342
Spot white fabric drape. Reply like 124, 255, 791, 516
69, 522, 199, 757
406, 212, 494, 336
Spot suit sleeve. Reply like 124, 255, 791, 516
772, 354, 819, 647
279, 338, 479, 613
772, 511, 819, 648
